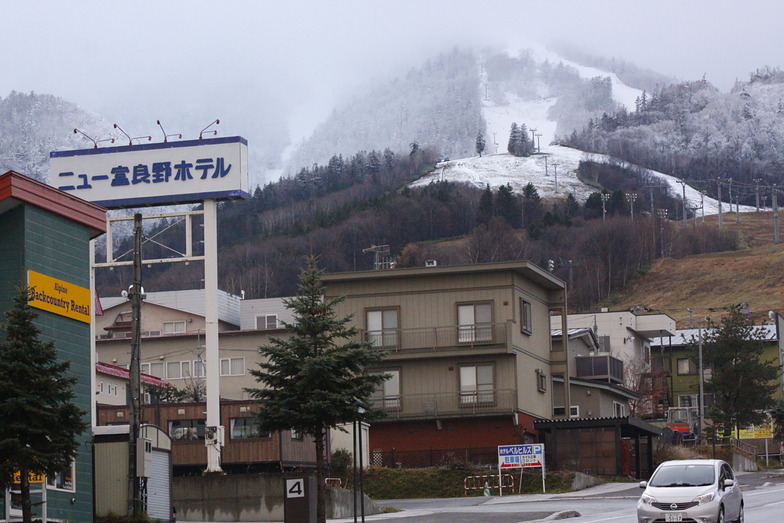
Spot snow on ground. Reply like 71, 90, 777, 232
412, 146, 757, 216
411, 48, 758, 217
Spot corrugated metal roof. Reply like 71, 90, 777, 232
96, 361, 169, 387
100, 288, 241, 326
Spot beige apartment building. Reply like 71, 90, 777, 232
321, 261, 571, 460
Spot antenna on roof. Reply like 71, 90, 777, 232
199, 119, 220, 139
157, 120, 182, 143
73, 128, 114, 149
362, 244, 394, 270
114, 123, 152, 145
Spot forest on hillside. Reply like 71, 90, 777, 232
563, 67, 784, 206
97, 149, 742, 312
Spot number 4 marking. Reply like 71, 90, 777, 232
286, 479, 304, 498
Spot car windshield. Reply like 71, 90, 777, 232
649, 464, 715, 487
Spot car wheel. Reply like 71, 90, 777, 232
735, 503, 744, 523
717, 506, 725, 523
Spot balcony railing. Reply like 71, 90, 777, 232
370, 388, 517, 420
361, 322, 508, 353
575, 354, 624, 384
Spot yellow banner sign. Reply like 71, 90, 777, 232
12, 471, 45, 484
27, 270, 91, 324
738, 421, 774, 439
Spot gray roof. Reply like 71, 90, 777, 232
101, 289, 241, 327
651, 324, 777, 348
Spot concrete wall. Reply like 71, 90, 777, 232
173, 473, 379, 522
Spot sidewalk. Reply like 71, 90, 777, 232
482, 481, 641, 505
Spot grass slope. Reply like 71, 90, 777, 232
603, 211, 784, 328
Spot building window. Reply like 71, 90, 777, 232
678, 394, 713, 409
165, 361, 191, 380
677, 358, 697, 375
256, 314, 278, 330
46, 461, 75, 492
536, 369, 547, 392
162, 320, 186, 335
370, 369, 401, 410
613, 401, 626, 417
169, 419, 206, 440
220, 357, 245, 376
230, 417, 270, 439
141, 362, 165, 378
291, 429, 303, 441
458, 303, 492, 343
459, 363, 494, 405
193, 359, 206, 378
553, 406, 580, 418
366, 308, 399, 348
520, 299, 532, 334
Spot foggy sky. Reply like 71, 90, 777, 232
2, 0, 782, 143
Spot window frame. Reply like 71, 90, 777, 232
255, 314, 278, 330
220, 357, 245, 377
535, 369, 547, 393
519, 298, 532, 334
229, 417, 271, 440
458, 362, 495, 406
370, 369, 401, 410
677, 358, 697, 375
169, 419, 206, 441
46, 461, 75, 492
365, 307, 400, 348
162, 320, 187, 335
457, 302, 493, 343
553, 405, 580, 418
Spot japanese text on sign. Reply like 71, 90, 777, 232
498, 444, 544, 469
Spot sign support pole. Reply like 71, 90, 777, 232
204, 199, 223, 473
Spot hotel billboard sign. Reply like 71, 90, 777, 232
50, 136, 249, 209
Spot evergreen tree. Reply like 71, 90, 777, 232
475, 131, 486, 157
477, 184, 494, 226
495, 183, 520, 227
507, 123, 520, 155
0, 286, 87, 523
698, 305, 781, 438
518, 123, 531, 157
246, 256, 386, 523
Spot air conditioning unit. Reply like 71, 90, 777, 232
425, 259, 438, 267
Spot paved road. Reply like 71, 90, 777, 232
330, 469, 784, 523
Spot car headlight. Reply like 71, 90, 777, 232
694, 492, 716, 505
640, 493, 657, 506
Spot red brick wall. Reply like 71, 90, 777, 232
369, 413, 541, 452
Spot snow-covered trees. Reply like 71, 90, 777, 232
475, 131, 486, 157
507, 122, 533, 157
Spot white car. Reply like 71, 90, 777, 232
637, 459, 743, 523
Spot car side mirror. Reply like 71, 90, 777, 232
639, 481, 648, 489
723, 479, 735, 488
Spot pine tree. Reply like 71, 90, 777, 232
507, 123, 519, 155
495, 183, 520, 227
475, 131, 486, 157
245, 256, 386, 523
477, 184, 494, 226
699, 305, 780, 438
0, 287, 88, 523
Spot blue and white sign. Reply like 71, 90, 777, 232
498, 443, 544, 469
50, 136, 249, 209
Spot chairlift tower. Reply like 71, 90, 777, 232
362, 244, 393, 270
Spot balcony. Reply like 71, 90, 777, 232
575, 354, 624, 385
370, 388, 517, 421
360, 322, 508, 353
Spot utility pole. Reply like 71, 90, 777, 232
755, 178, 762, 212
774, 184, 780, 244
700, 190, 706, 223
626, 192, 638, 223
128, 213, 143, 517
717, 179, 723, 229
535, 132, 542, 153
657, 209, 668, 257
601, 193, 610, 222
544, 155, 548, 177
677, 179, 687, 225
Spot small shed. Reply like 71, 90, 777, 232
534, 416, 661, 479
94, 424, 172, 520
